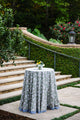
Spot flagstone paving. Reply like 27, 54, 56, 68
0, 101, 77, 120
66, 112, 80, 120
58, 87, 80, 107
0, 86, 80, 120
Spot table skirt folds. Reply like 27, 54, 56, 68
19, 68, 59, 113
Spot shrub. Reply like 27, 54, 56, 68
27, 28, 63, 44
11, 27, 28, 56
0, 5, 27, 66
0, 5, 15, 66
49, 38, 63, 44
50, 20, 80, 44
27, 28, 47, 40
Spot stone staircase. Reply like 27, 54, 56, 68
0, 56, 80, 100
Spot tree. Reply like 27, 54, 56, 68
66, 0, 80, 22
0, 0, 80, 38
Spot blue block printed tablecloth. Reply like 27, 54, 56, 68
19, 68, 59, 114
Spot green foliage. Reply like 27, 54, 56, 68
24, 36, 80, 77
2, 8, 14, 27
27, 28, 32, 33
57, 81, 80, 90
67, 0, 80, 22
55, 16, 69, 24
52, 110, 80, 120
32, 28, 47, 40
0, 5, 15, 66
1, 0, 80, 39
49, 38, 63, 44
0, 95, 21, 105
32, 0, 50, 7
11, 28, 28, 56
27, 28, 47, 40
32, 28, 40, 36
54, 0, 69, 22
27, 28, 63, 44
61, 103, 80, 110
0, 5, 27, 66
50, 20, 80, 43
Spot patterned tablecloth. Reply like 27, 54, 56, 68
19, 67, 59, 114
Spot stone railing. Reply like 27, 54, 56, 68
10, 27, 80, 48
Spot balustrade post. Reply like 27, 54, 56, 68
54, 53, 56, 71
79, 60, 80, 77
28, 43, 30, 60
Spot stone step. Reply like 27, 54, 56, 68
10, 56, 27, 62
55, 71, 61, 75
0, 90, 22, 100
55, 75, 72, 81
56, 77, 80, 86
15, 56, 27, 61
0, 56, 27, 66
0, 73, 63, 92
0, 75, 73, 92
2, 60, 35, 67
0, 76, 24, 84
0, 74, 71, 85
0, 64, 36, 73
0, 77, 80, 100
0, 82, 23, 92
0, 69, 28, 79
0, 70, 25, 79
0, 70, 61, 79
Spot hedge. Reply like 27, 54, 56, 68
23, 36, 80, 77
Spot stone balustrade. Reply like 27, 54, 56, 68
10, 27, 80, 48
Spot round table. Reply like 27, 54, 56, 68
19, 67, 59, 114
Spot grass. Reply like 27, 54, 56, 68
60, 103, 80, 110
72, 85, 80, 88
52, 110, 80, 120
57, 81, 80, 90
0, 95, 21, 105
